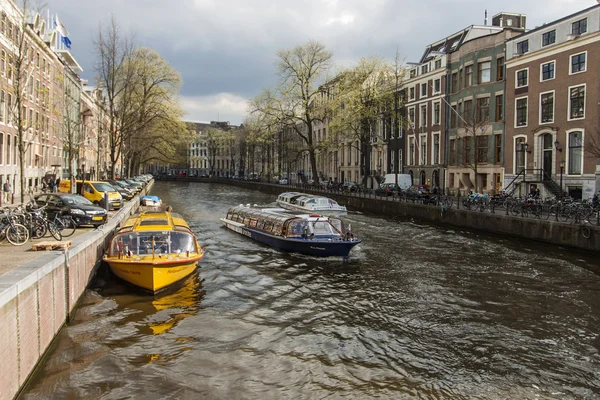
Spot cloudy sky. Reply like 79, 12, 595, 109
47, 0, 594, 125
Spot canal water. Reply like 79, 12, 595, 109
21, 181, 600, 399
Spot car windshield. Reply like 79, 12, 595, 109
62, 195, 93, 205
92, 182, 116, 192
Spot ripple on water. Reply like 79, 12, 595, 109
21, 181, 600, 400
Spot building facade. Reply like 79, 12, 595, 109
505, 4, 600, 199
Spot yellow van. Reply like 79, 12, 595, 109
58, 179, 123, 210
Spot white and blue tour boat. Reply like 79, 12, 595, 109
276, 192, 347, 216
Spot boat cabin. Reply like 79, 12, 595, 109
108, 211, 199, 257
226, 206, 345, 239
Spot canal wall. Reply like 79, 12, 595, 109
193, 178, 600, 252
0, 183, 152, 400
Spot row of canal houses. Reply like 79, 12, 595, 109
0, 0, 113, 200
319, 5, 600, 200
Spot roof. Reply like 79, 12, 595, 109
508, 3, 600, 42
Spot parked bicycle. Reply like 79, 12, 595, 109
0, 208, 30, 246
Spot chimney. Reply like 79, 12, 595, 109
485, 10, 488, 26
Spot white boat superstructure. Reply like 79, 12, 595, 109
276, 192, 347, 216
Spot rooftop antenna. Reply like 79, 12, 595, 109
484, 9, 488, 26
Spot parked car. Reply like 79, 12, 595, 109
279, 178, 289, 185
34, 193, 108, 227
342, 181, 360, 192
375, 183, 398, 196
107, 180, 135, 201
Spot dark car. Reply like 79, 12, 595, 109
34, 193, 108, 227
107, 180, 134, 201
375, 183, 398, 197
342, 181, 360, 192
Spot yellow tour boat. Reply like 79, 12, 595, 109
103, 210, 204, 293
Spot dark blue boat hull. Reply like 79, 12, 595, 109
244, 227, 360, 257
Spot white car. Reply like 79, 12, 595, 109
279, 178, 289, 185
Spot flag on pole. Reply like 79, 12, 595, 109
54, 15, 69, 37
61, 36, 72, 49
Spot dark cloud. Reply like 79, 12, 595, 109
46, 0, 592, 123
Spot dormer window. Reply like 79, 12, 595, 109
516, 40, 529, 55
421, 64, 428, 74
572, 18, 587, 35
410, 69, 416, 78
542, 30, 556, 47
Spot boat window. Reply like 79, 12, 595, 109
249, 218, 257, 228
243, 216, 251, 225
272, 221, 283, 235
288, 220, 308, 237
139, 219, 168, 226
312, 221, 333, 235
110, 231, 197, 256
227, 212, 233, 219
330, 218, 343, 233
257, 219, 265, 230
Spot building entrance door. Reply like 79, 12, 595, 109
542, 134, 553, 180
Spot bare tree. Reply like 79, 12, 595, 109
458, 101, 490, 193
3, 0, 44, 202
93, 15, 135, 178
250, 41, 333, 184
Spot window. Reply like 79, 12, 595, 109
463, 137, 471, 164
516, 69, 528, 87
451, 73, 457, 93
516, 97, 527, 127
409, 87, 415, 100
494, 134, 502, 164
450, 105, 457, 128
540, 92, 554, 123
570, 52, 586, 74
542, 30, 556, 46
0, 91, 4, 123
465, 65, 473, 88
421, 64, 428, 74
420, 134, 427, 165
434, 59, 442, 69
569, 85, 585, 119
410, 69, 416, 78
450, 139, 456, 165
515, 137, 526, 172
568, 131, 582, 175
421, 83, 427, 97
516, 40, 529, 55
496, 57, 504, 81
476, 136, 488, 164
0, 132, 3, 164
408, 107, 415, 126
478, 61, 491, 83
5, 134, 9, 165
572, 18, 587, 35
477, 98, 489, 122
409, 136, 415, 165
420, 104, 427, 127
541, 61, 555, 81
433, 79, 440, 93
0, 50, 4, 76
433, 133, 440, 164
463, 99, 473, 123
433, 102, 440, 125
495, 94, 503, 122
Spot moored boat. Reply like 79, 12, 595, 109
276, 192, 347, 216
103, 210, 204, 293
141, 195, 163, 207
220, 205, 360, 257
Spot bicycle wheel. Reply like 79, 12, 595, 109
57, 217, 77, 237
31, 221, 46, 239
6, 223, 30, 246
539, 205, 551, 220
47, 222, 63, 241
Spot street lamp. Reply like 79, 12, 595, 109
559, 159, 565, 200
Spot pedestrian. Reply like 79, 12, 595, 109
3, 179, 11, 202
54, 178, 60, 192
48, 176, 55, 193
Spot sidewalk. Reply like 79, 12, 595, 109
0, 210, 118, 278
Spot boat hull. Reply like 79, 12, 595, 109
104, 256, 202, 293
221, 219, 359, 257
